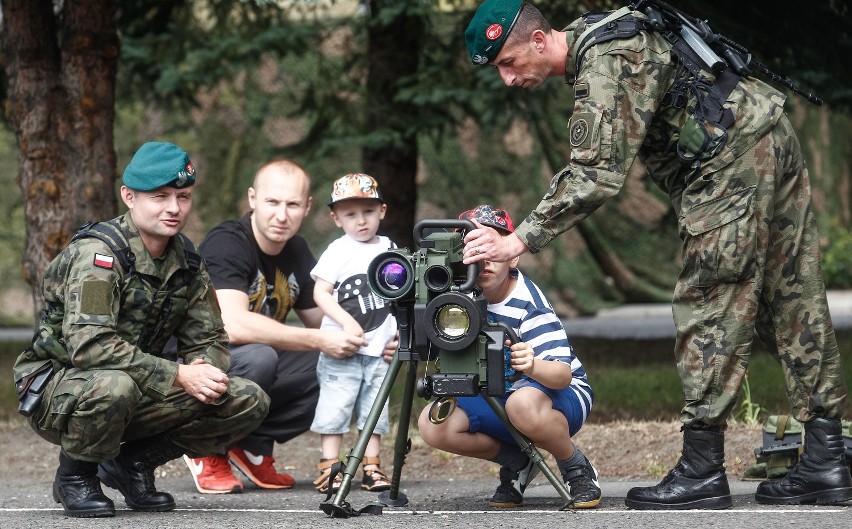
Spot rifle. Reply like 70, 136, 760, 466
632, 0, 823, 105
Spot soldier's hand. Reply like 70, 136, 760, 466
176, 359, 230, 404
319, 329, 367, 359
462, 220, 529, 265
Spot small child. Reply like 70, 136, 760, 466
417, 204, 600, 508
310, 173, 397, 494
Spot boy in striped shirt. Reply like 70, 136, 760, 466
417, 205, 600, 508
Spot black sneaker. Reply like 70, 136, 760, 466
489, 466, 524, 508
563, 458, 602, 508
513, 458, 541, 496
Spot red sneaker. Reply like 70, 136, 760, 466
183, 455, 243, 494
228, 447, 295, 489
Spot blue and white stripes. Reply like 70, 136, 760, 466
488, 269, 594, 420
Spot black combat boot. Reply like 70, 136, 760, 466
625, 426, 732, 510
97, 435, 184, 512
755, 417, 852, 504
53, 450, 116, 518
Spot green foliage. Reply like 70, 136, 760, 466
582, 332, 852, 422
734, 374, 766, 425
822, 219, 852, 289
116, 1, 318, 104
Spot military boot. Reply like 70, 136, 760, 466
755, 417, 852, 504
97, 435, 184, 512
53, 450, 116, 518
625, 426, 732, 510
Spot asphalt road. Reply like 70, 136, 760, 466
1, 474, 850, 529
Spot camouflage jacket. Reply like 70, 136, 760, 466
13, 212, 230, 401
514, 10, 788, 252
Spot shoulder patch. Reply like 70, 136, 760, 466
574, 82, 589, 99
569, 117, 591, 147
80, 279, 114, 315
93, 253, 114, 269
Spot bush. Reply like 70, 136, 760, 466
822, 220, 852, 289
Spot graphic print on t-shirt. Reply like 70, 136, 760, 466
336, 273, 390, 333
247, 268, 300, 322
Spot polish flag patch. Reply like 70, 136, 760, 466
93, 253, 114, 269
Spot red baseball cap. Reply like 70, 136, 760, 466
458, 204, 514, 234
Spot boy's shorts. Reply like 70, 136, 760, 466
311, 353, 390, 435
456, 381, 588, 445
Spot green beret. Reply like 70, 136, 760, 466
465, 0, 523, 65
122, 142, 196, 191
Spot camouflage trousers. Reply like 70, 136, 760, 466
27, 367, 270, 463
673, 113, 847, 427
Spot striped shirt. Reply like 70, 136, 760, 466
487, 269, 593, 416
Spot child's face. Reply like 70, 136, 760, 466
330, 199, 386, 242
476, 256, 520, 303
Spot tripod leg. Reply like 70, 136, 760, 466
378, 359, 418, 507
326, 352, 404, 509
484, 395, 574, 508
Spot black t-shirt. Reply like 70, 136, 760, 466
200, 213, 317, 323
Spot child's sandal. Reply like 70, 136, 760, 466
313, 458, 343, 494
361, 456, 391, 492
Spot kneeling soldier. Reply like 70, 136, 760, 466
12, 142, 270, 517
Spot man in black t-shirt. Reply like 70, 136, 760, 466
184, 159, 373, 494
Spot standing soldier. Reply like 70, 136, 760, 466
460, 0, 851, 509
12, 141, 270, 518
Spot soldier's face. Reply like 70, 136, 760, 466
492, 35, 550, 89
122, 185, 193, 243
248, 166, 313, 254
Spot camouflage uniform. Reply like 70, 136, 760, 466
514, 14, 847, 427
12, 212, 270, 463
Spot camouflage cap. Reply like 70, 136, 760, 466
328, 173, 384, 207
465, 0, 523, 65
122, 142, 196, 191
459, 204, 515, 234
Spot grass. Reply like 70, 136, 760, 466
583, 330, 852, 423
3, 331, 851, 425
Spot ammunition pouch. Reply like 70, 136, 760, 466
15, 361, 55, 417
676, 116, 728, 169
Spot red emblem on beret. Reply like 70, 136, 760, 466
486, 23, 503, 41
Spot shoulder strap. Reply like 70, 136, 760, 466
71, 220, 136, 273
572, 6, 739, 130
72, 221, 201, 275
572, 7, 641, 71
177, 233, 201, 274
774, 415, 790, 441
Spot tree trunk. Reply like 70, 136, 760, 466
2, 0, 119, 325
362, 0, 424, 249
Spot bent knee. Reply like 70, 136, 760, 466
90, 370, 141, 401
505, 391, 548, 428
417, 408, 439, 445
228, 344, 279, 387
228, 377, 270, 415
